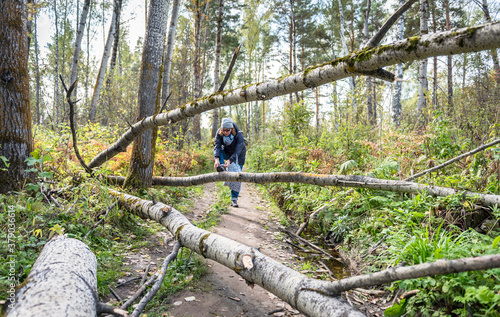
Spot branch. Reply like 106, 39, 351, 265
88, 22, 500, 169
107, 172, 500, 206
363, 0, 418, 48
404, 138, 500, 182
310, 254, 500, 296
83, 201, 117, 240
218, 43, 241, 92
96, 302, 129, 316
59, 75, 92, 174
130, 242, 182, 317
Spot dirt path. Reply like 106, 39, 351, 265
166, 182, 304, 317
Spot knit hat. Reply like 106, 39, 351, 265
221, 118, 234, 129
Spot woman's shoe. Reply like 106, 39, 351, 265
230, 200, 239, 207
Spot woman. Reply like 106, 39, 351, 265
213, 117, 246, 207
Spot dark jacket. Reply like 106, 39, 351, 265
213, 122, 246, 165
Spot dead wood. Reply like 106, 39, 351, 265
131, 242, 182, 317
107, 172, 500, 207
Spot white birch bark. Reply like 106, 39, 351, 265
211, 0, 223, 137
123, 0, 170, 187
162, 0, 181, 104
88, 0, 118, 123
337, 0, 357, 111
69, 0, 90, 88
87, 22, 500, 169
108, 189, 365, 317
6, 236, 98, 317
106, 172, 500, 206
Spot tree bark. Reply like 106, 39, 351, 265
69, 0, 91, 94
312, 254, 500, 296
162, 0, 181, 106
445, 0, 453, 112
5, 235, 98, 316
87, 22, 500, 169
34, 9, 41, 125
88, 0, 118, 123
364, 0, 374, 125
0, 0, 34, 193
109, 189, 365, 317
124, 0, 170, 188
478, 0, 500, 85
107, 172, 500, 206
211, 0, 224, 138
417, 0, 428, 125
391, 0, 406, 127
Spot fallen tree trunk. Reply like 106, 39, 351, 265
404, 138, 500, 182
311, 254, 500, 296
88, 22, 500, 169
106, 172, 500, 206
6, 235, 98, 317
108, 188, 366, 317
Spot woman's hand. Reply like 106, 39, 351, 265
214, 159, 220, 169
224, 160, 230, 168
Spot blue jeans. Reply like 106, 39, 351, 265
219, 150, 244, 200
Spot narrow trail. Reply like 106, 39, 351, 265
166, 182, 305, 317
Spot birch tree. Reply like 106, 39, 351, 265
88, 0, 118, 123
475, 0, 500, 85
123, 0, 170, 188
0, 0, 34, 193
87, 22, 500, 169
416, 0, 428, 124
211, 0, 224, 137
162, 0, 181, 107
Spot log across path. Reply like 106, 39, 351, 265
107, 172, 500, 207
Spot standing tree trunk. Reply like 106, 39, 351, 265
103, 0, 123, 126
5, 236, 98, 316
124, 0, 170, 188
53, 0, 61, 125
392, 0, 405, 127
211, 0, 224, 138
444, 0, 453, 115
0, 0, 34, 193
417, 0, 428, 126
478, 0, 500, 85
162, 0, 181, 107
192, 0, 207, 142
88, 0, 118, 123
69, 0, 91, 125
431, 0, 438, 109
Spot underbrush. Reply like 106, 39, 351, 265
246, 104, 500, 316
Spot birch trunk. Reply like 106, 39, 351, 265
123, 0, 170, 188
364, 0, 374, 125
162, 0, 181, 105
6, 236, 98, 317
417, 0, 428, 123
69, 0, 91, 90
109, 189, 365, 317
478, 0, 500, 85
211, 0, 224, 138
88, 1, 118, 123
392, 0, 406, 127
0, 0, 34, 193
337, 0, 357, 111
87, 22, 500, 169
107, 172, 500, 206
445, 0, 453, 112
